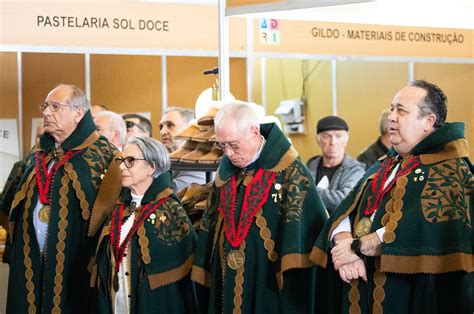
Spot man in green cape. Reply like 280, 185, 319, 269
192, 101, 329, 313
3, 84, 122, 313
311, 80, 473, 313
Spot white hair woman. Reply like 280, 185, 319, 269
92, 136, 196, 313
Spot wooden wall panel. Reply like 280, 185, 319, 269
167, 56, 247, 111
0, 52, 18, 119
414, 63, 474, 159
90, 54, 162, 138
22, 53, 85, 156
337, 61, 408, 158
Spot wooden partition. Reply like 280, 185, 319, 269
414, 63, 474, 157
90, 54, 163, 138
167, 56, 247, 108
22, 53, 85, 155
337, 61, 408, 159
0, 52, 18, 119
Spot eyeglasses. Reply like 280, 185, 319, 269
39, 101, 72, 112
115, 156, 146, 168
214, 141, 240, 152
125, 120, 146, 133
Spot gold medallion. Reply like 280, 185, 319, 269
38, 205, 51, 224
355, 217, 372, 237
226, 250, 245, 270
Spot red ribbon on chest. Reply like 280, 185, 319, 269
35, 150, 81, 205
218, 168, 276, 248
363, 155, 420, 216
110, 197, 170, 272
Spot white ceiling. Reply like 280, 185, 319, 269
226, 0, 474, 30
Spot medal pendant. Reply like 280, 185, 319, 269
355, 217, 372, 237
226, 250, 245, 270
38, 205, 51, 224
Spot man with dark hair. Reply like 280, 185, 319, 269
159, 107, 206, 191
306, 116, 365, 213
123, 113, 152, 140
311, 80, 472, 313
159, 107, 195, 152
357, 110, 391, 168
2, 84, 122, 313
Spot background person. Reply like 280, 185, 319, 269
159, 107, 206, 191
94, 110, 127, 150
123, 113, 152, 140
306, 116, 365, 213
357, 109, 392, 168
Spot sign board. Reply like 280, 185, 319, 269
0, 119, 20, 192
253, 19, 473, 59
0, 2, 247, 52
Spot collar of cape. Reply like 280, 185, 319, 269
215, 122, 300, 187
119, 171, 175, 206
382, 122, 470, 166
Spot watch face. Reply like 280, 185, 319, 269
351, 239, 361, 253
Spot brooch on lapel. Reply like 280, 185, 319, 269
413, 168, 425, 182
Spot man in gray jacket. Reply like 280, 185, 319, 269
306, 116, 365, 213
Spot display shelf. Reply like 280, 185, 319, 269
171, 161, 219, 182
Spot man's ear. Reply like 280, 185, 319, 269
74, 107, 86, 124
424, 113, 436, 131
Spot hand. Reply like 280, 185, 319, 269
360, 232, 382, 256
338, 258, 367, 284
331, 237, 360, 270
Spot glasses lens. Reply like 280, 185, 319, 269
123, 157, 135, 168
126, 121, 136, 129
39, 103, 47, 112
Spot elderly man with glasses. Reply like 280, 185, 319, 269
1, 84, 122, 313
192, 102, 329, 313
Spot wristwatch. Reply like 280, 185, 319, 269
351, 238, 363, 257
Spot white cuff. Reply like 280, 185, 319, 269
330, 217, 352, 241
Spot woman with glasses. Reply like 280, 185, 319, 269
92, 136, 196, 313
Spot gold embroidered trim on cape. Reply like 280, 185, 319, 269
419, 138, 469, 165
191, 265, 212, 288
22, 178, 36, 314
380, 252, 473, 274
64, 163, 90, 221
372, 258, 387, 314
309, 246, 327, 268
147, 255, 194, 290
10, 170, 36, 216
52, 172, 70, 313
348, 280, 361, 314
88, 155, 122, 237
275, 253, 314, 290
71, 131, 101, 151
268, 145, 299, 173
155, 188, 174, 201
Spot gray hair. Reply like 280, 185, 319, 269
56, 84, 91, 111
95, 111, 127, 146
379, 109, 391, 135
165, 107, 195, 124
126, 137, 170, 178
215, 101, 260, 134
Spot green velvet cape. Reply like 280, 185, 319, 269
310, 122, 473, 314
192, 123, 329, 313
93, 172, 196, 313
6, 111, 122, 313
